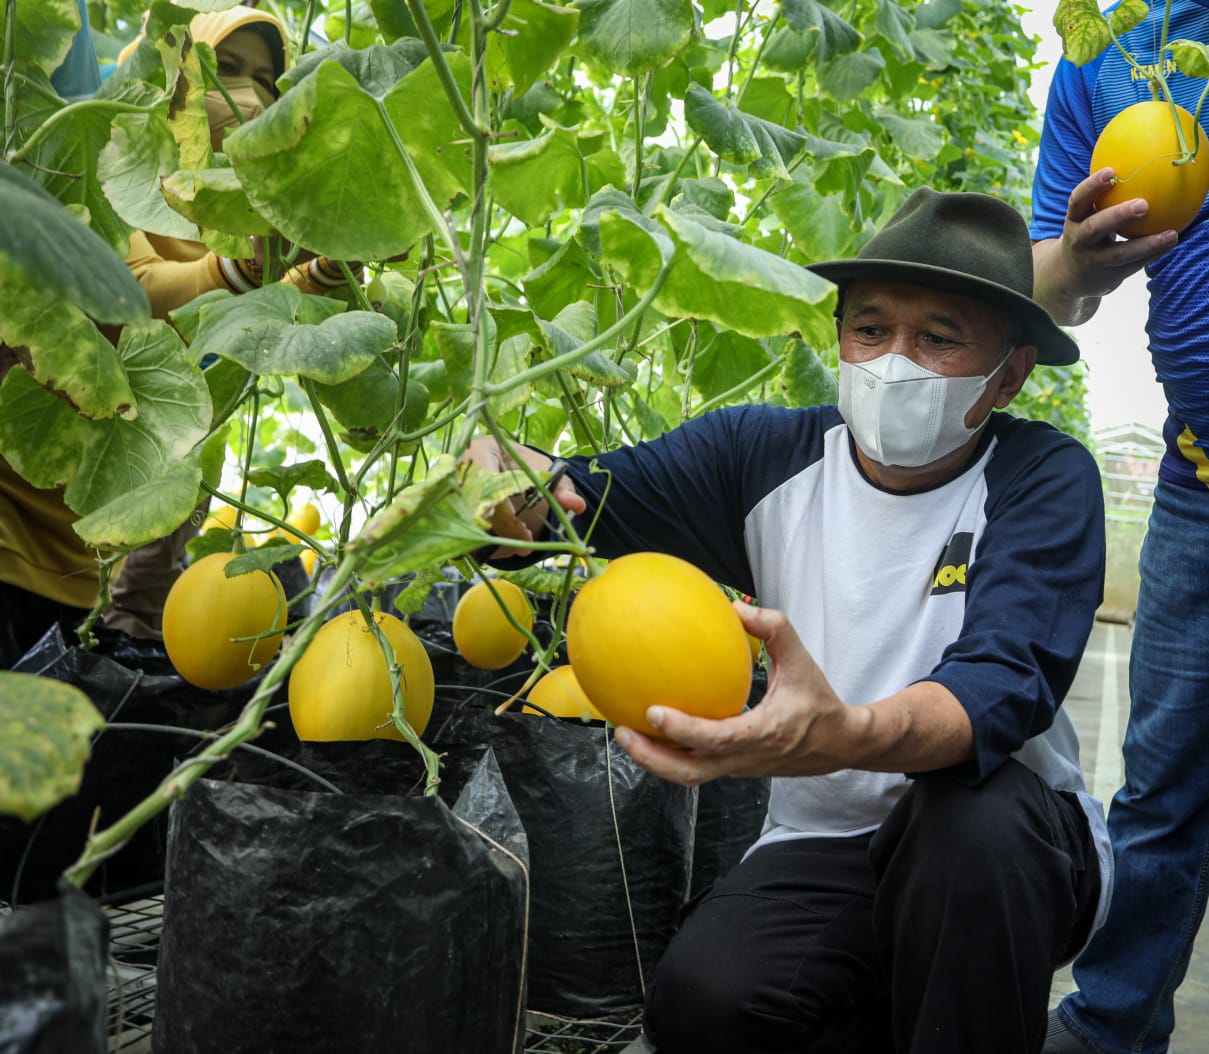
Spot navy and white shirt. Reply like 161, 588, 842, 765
560, 404, 1111, 924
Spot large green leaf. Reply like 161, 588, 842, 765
490, 120, 589, 226
0, 163, 147, 325
574, 0, 695, 76
536, 301, 635, 388
0, 321, 212, 518
160, 167, 276, 236
0, 672, 105, 823
1053, 0, 1113, 67
227, 54, 474, 260
777, 0, 861, 63
875, 110, 947, 160
485, 0, 580, 94
600, 206, 836, 343
98, 111, 200, 239
817, 49, 886, 101
523, 236, 598, 319
72, 456, 205, 548
874, 0, 916, 55
684, 84, 807, 179
771, 186, 860, 263
189, 285, 394, 382
0, 0, 78, 77
0, 288, 135, 422
348, 455, 502, 585
781, 339, 839, 408
690, 327, 775, 403
313, 359, 430, 444
11, 76, 154, 252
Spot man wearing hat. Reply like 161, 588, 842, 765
466, 187, 1110, 1052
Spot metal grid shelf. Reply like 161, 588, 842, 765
103, 896, 646, 1054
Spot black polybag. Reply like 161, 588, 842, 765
1, 624, 264, 906
0, 882, 108, 1054
689, 668, 771, 898
150, 739, 529, 1054
440, 708, 696, 1017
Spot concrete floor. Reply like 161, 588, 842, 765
1049, 619, 1209, 1052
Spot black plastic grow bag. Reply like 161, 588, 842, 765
151, 739, 529, 1054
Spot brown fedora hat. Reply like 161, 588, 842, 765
809, 187, 1079, 367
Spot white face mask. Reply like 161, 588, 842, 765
838, 351, 1012, 468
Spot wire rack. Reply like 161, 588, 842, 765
103, 895, 646, 1054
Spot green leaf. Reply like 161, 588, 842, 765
1053, 0, 1112, 67
691, 328, 775, 403
0, 0, 78, 77
485, 0, 580, 94
189, 285, 394, 383
781, 339, 838, 408
160, 167, 275, 236
432, 321, 481, 405
247, 460, 340, 499
874, 0, 915, 55
227, 545, 304, 577
72, 456, 204, 549
1170, 39, 1209, 80
771, 186, 859, 262
684, 84, 806, 179
0, 288, 136, 422
98, 111, 199, 239
11, 77, 149, 253
227, 55, 474, 260
674, 177, 735, 221
490, 120, 588, 226
0, 672, 105, 823
762, 27, 814, 72
601, 205, 836, 342
280, 38, 434, 98
574, 0, 696, 76
0, 321, 212, 518
777, 0, 861, 63
348, 455, 500, 585
0, 162, 148, 325
579, 187, 661, 259
818, 50, 886, 102
875, 110, 947, 160
522, 236, 598, 319
1109, 0, 1149, 38
313, 361, 430, 444
536, 301, 636, 388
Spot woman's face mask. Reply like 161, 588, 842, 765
205, 78, 275, 151
838, 350, 1013, 469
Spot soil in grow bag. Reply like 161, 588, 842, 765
1, 624, 266, 906
151, 739, 529, 1054
438, 708, 695, 1018
0, 882, 109, 1054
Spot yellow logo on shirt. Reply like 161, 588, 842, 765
930, 532, 973, 596
932, 563, 966, 589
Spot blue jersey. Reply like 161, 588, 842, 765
557, 404, 1112, 925
1030, 0, 1209, 488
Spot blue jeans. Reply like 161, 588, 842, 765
1061, 479, 1209, 1054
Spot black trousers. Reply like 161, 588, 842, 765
643, 759, 1101, 1054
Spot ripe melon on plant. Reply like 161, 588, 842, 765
566, 552, 752, 737
288, 610, 435, 741
522, 665, 605, 721
452, 579, 533, 669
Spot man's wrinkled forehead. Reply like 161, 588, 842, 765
840, 279, 1005, 325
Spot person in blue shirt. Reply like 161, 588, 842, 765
470, 188, 1110, 1053
1031, 3, 1209, 1052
